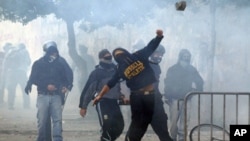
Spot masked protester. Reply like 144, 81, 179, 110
25, 41, 73, 141
0, 43, 13, 106
1, 43, 31, 110
79, 49, 125, 141
164, 49, 204, 141
93, 29, 173, 141
37, 41, 74, 141
147, 44, 171, 141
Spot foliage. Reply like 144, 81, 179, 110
0, 0, 249, 28
0, 0, 56, 24
0, 0, 169, 31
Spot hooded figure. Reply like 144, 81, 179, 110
44, 46, 59, 63
25, 40, 73, 141
178, 48, 191, 67
43, 41, 73, 91
149, 44, 165, 64
113, 48, 139, 66
98, 49, 113, 68
165, 48, 203, 99
164, 48, 204, 141
92, 29, 173, 141
79, 49, 125, 141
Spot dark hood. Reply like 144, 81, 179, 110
178, 49, 191, 64
112, 47, 136, 65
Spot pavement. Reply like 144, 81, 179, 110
0, 100, 158, 141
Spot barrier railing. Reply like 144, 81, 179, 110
183, 92, 250, 141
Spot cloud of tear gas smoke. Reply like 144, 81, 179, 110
0, 1, 250, 138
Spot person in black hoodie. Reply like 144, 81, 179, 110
25, 41, 73, 141
164, 49, 204, 141
93, 29, 173, 141
79, 49, 126, 141
149, 44, 171, 141
41, 41, 74, 141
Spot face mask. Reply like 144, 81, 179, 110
103, 55, 112, 61
114, 53, 127, 64
49, 55, 57, 63
180, 60, 189, 67
149, 56, 162, 64
100, 58, 112, 64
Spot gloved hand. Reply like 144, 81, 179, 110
25, 84, 32, 95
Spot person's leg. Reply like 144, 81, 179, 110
19, 71, 30, 109
50, 94, 63, 141
0, 82, 4, 105
169, 99, 179, 141
6, 83, 16, 110
110, 102, 124, 140
151, 94, 173, 141
96, 99, 124, 141
177, 101, 189, 141
125, 94, 154, 141
36, 94, 50, 141
45, 110, 52, 141
0, 74, 6, 106
6, 71, 18, 110
96, 100, 112, 141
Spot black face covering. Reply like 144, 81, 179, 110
103, 55, 112, 61
114, 53, 134, 65
113, 48, 137, 66
114, 53, 125, 64
100, 61, 113, 69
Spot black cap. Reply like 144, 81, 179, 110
46, 46, 58, 55
98, 49, 110, 59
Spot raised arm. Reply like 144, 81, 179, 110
137, 29, 164, 58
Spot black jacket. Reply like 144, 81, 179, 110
164, 63, 204, 99
28, 56, 71, 93
79, 62, 121, 108
107, 36, 163, 91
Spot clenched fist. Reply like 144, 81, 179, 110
156, 29, 163, 37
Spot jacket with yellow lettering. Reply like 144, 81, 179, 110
108, 36, 163, 91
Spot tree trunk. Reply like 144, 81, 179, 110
65, 19, 87, 91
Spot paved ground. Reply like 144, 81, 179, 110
0, 101, 159, 141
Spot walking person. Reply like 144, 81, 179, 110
149, 44, 171, 141
0, 43, 12, 105
25, 41, 73, 141
42, 41, 74, 141
164, 49, 204, 141
0, 43, 13, 106
93, 29, 173, 141
2, 43, 31, 109
79, 49, 125, 141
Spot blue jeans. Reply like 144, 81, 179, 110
36, 94, 63, 141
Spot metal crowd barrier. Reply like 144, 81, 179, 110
183, 92, 250, 141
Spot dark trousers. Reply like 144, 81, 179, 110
126, 93, 173, 141
96, 98, 124, 141
125, 93, 155, 141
